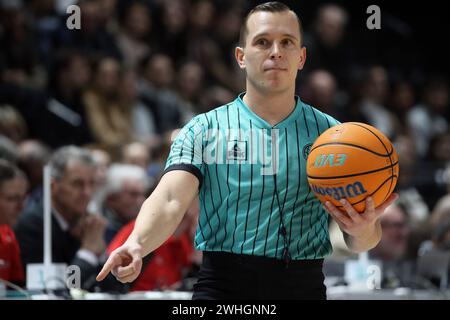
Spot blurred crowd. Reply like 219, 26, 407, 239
0, 0, 449, 294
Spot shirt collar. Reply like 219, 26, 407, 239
237, 92, 302, 129
52, 208, 70, 232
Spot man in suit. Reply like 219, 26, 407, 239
14, 146, 114, 291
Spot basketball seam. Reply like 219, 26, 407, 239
334, 174, 398, 209
309, 142, 394, 157
307, 161, 399, 180
348, 123, 395, 202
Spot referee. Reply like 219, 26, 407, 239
97, 2, 398, 299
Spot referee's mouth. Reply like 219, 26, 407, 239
264, 67, 287, 72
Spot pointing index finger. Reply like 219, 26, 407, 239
96, 254, 121, 281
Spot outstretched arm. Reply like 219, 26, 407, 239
96, 170, 199, 283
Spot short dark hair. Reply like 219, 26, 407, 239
239, 1, 303, 47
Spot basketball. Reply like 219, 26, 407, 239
306, 122, 399, 213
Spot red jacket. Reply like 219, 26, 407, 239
107, 220, 194, 291
0, 224, 24, 283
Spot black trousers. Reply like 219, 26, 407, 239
192, 251, 326, 300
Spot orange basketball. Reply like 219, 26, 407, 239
306, 122, 399, 213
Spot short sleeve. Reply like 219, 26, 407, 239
163, 116, 205, 188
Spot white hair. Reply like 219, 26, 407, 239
102, 163, 151, 197
49, 145, 95, 180
89, 163, 152, 214
96, 163, 152, 205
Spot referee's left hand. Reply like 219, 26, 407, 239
323, 193, 399, 239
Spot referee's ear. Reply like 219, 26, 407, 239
298, 46, 307, 71
235, 47, 246, 70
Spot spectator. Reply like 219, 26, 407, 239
0, 104, 27, 143
415, 215, 450, 289
358, 66, 400, 139
83, 55, 133, 157
194, 3, 245, 93
427, 131, 450, 164
407, 77, 449, 158
387, 81, 416, 135
302, 4, 354, 87
187, 0, 215, 40
417, 131, 450, 210
27, 0, 61, 69
99, 163, 150, 244
86, 145, 111, 215
145, 130, 174, 183
97, 0, 119, 32
0, 135, 18, 163
300, 69, 343, 119
369, 203, 414, 288
138, 52, 184, 134
0, 49, 94, 148
154, 0, 189, 62
430, 195, 450, 232
14, 146, 109, 291
16, 139, 51, 206
120, 69, 159, 148
89, 146, 111, 191
409, 196, 450, 265
45, 49, 94, 147
0, 159, 27, 227
198, 85, 234, 113
0, 0, 41, 88
175, 61, 204, 120
0, 159, 28, 285
394, 135, 429, 224
371, 204, 410, 260
116, 2, 153, 70
432, 217, 450, 251
121, 141, 151, 170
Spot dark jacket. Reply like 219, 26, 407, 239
14, 199, 127, 293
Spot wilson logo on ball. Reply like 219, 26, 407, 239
310, 182, 368, 200
306, 122, 399, 212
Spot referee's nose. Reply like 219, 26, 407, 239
270, 42, 282, 60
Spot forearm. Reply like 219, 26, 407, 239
344, 219, 382, 253
126, 188, 187, 257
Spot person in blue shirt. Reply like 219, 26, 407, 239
97, 1, 398, 299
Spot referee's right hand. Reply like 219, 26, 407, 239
96, 241, 143, 283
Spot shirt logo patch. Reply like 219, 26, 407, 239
227, 140, 247, 161
302, 143, 313, 160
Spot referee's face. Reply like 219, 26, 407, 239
236, 10, 306, 95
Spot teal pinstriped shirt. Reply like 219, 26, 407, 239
164, 93, 340, 260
